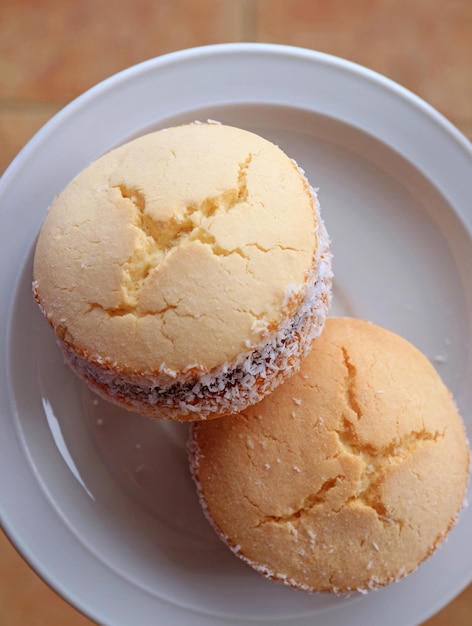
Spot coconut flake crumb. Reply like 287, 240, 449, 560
366, 575, 383, 590
290, 158, 305, 175
158, 362, 178, 378
395, 567, 406, 581
289, 524, 299, 540
307, 530, 317, 545
283, 283, 302, 309
251, 318, 269, 335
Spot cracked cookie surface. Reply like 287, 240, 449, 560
189, 317, 470, 592
33, 123, 319, 374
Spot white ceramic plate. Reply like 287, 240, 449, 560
1, 43, 471, 626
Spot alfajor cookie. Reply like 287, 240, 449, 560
188, 317, 470, 592
33, 122, 332, 420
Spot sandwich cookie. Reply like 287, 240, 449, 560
33, 122, 332, 420
188, 318, 470, 591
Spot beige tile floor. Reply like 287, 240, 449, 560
0, 1, 471, 624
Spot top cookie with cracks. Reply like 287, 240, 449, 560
33, 123, 320, 374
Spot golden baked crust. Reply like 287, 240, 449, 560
189, 318, 470, 592
33, 123, 319, 375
